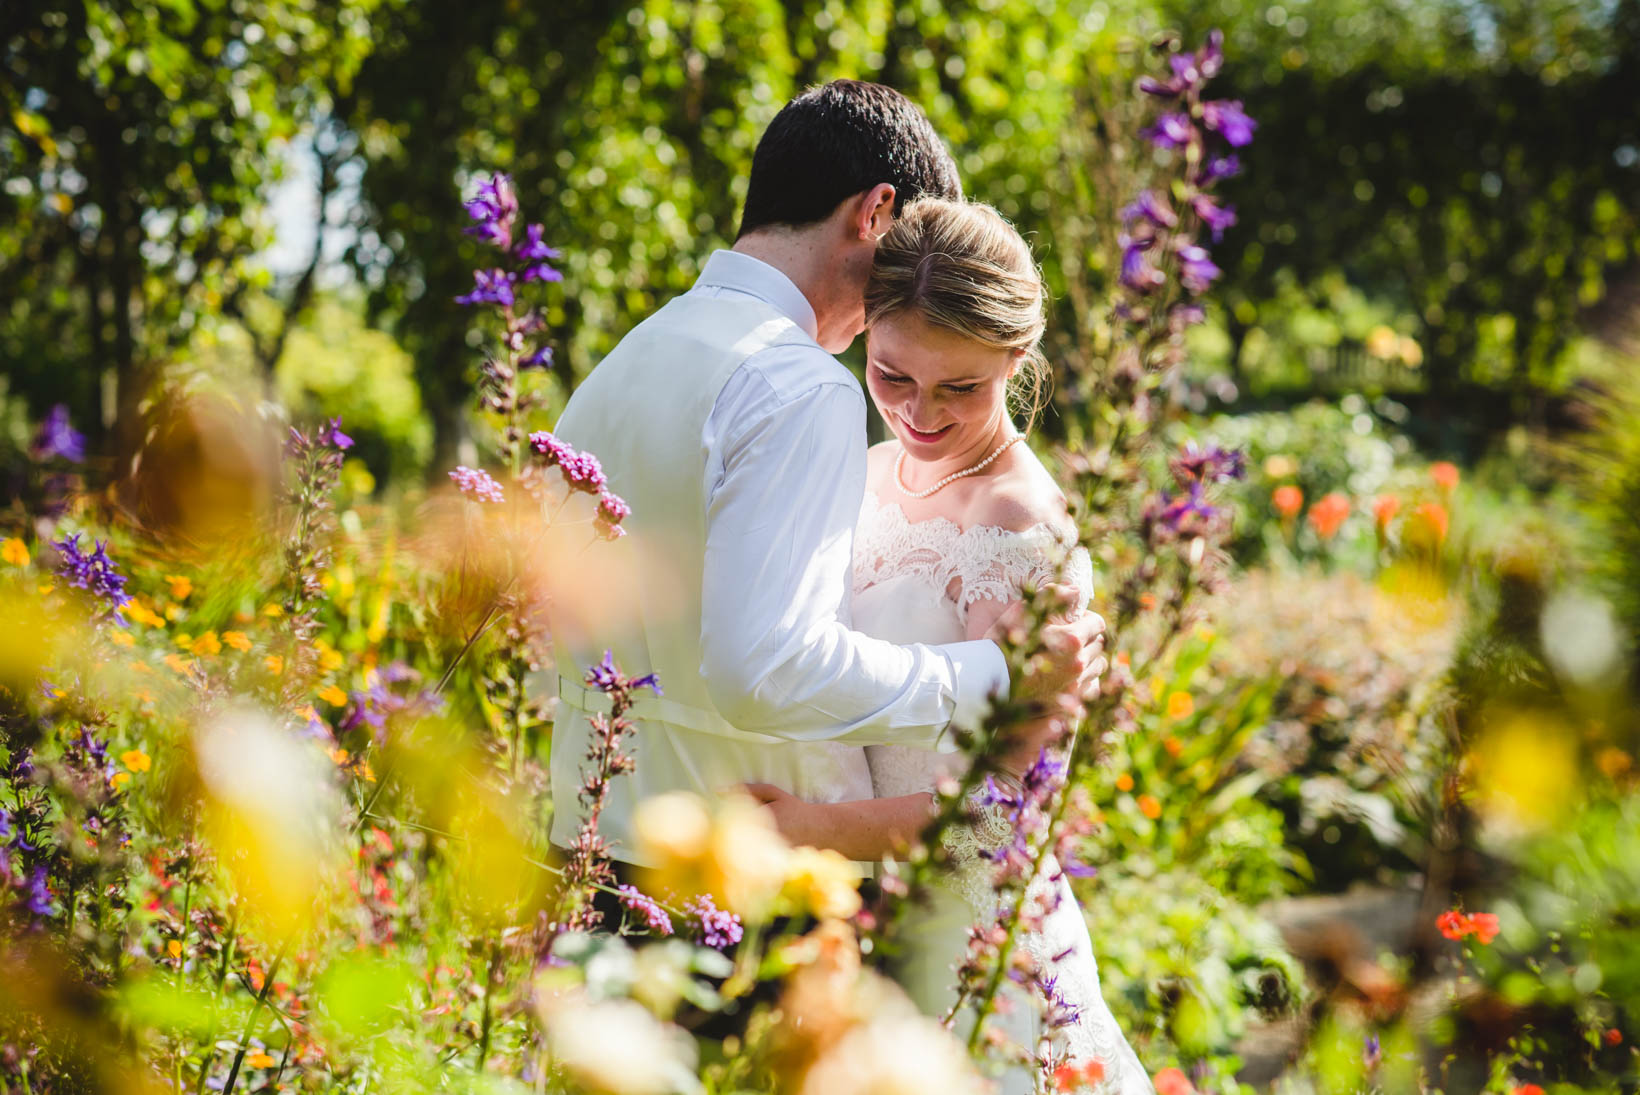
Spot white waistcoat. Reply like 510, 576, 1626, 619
545, 292, 873, 864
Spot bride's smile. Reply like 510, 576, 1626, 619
865, 310, 1019, 480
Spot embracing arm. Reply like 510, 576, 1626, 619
742, 783, 935, 861
699, 374, 1008, 748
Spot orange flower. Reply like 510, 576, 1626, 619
1272, 484, 1304, 519
1153, 1067, 1196, 1095
1139, 592, 1157, 610
222, 630, 253, 652
1604, 1027, 1623, 1046
1052, 1060, 1107, 1090
245, 1051, 277, 1069
1430, 461, 1459, 492
1307, 492, 1350, 539
1468, 912, 1500, 944
1511, 1086, 1544, 1095
1115, 772, 1135, 792
264, 654, 284, 676
1372, 494, 1401, 528
1, 538, 29, 567
1409, 501, 1449, 544
1163, 736, 1183, 758
1137, 794, 1162, 820
317, 684, 349, 706
164, 574, 193, 600
1165, 692, 1194, 721
1437, 909, 1471, 940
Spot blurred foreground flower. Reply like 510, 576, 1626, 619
537, 989, 700, 1095
632, 791, 794, 922
194, 706, 347, 940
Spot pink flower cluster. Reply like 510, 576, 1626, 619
529, 431, 631, 540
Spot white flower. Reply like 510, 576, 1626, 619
540, 991, 700, 1095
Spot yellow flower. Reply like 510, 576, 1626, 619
328, 747, 351, 766
166, 940, 182, 958
781, 846, 863, 920
262, 602, 284, 618
120, 749, 151, 773
264, 654, 284, 676
245, 1052, 277, 1069
193, 631, 222, 656
634, 792, 793, 920
1165, 692, 1195, 721
162, 653, 194, 676
163, 604, 181, 621
1, 538, 29, 567
174, 634, 194, 651
111, 772, 131, 790
319, 648, 344, 672
121, 600, 165, 628
164, 575, 193, 600
222, 630, 253, 652
37, 582, 54, 594
109, 630, 135, 648
317, 684, 348, 706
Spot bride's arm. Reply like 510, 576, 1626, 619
742, 783, 934, 861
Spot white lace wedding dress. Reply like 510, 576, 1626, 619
853, 489, 1152, 1095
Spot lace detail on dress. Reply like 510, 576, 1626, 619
853, 491, 1093, 623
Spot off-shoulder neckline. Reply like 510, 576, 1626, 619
862, 489, 1076, 546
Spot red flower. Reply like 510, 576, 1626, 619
1052, 1060, 1108, 1091
1437, 910, 1471, 940
1511, 1085, 1545, 1095
1468, 912, 1500, 945
1154, 1067, 1196, 1095
1430, 461, 1460, 492
1604, 1027, 1623, 1046
1272, 484, 1304, 519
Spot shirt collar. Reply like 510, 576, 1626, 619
694, 249, 819, 341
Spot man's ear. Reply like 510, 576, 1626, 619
852, 183, 897, 242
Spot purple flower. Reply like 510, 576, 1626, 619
316, 417, 353, 451
1197, 29, 1225, 79
515, 224, 563, 284
1176, 244, 1222, 293
32, 404, 86, 463
1201, 100, 1257, 147
529, 430, 575, 464
584, 651, 661, 696
1149, 483, 1219, 532
1121, 189, 1178, 230
628, 673, 661, 696
1364, 1033, 1382, 1069
1119, 235, 1164, 293
455, 268, 516, 309
464, 174, 519, 251
617, 884, 673, 935
52, 533, 131, 611
0, 809, 11, 841
1190, 194, 1238, 241
520, 345, 554, 370
449, 465, 505, 503
26, 866, 54, 917
685, 895, 743, 950
559, 451, 606, 494
1138, 74, 1183, 98
1204, 154, 1242, 182
1142, 112, 1194, 150
1171, 441, 1246, 484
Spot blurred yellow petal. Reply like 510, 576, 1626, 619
1, 538, 29, 566
262, 603, 284, 618
1469, 711, 1580, 836
164, 575, 193, 600
222, 630, 252, 652
121, 749, 151, 773
317, 684, 348, 706
264, 654, 284, 676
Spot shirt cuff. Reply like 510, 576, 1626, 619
937, 639, 1011, 752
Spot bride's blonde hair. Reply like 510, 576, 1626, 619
864, 198, 1050, 430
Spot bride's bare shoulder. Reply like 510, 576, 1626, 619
968, 446, 1075, 538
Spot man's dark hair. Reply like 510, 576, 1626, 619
737, 80, 961, 238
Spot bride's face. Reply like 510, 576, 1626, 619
865, 311, 1017, 465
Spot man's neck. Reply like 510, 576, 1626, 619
732, 231, 843, 337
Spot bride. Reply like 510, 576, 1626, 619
747, 198, 1152, 1094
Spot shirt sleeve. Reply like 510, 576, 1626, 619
698, 356, 1009, 746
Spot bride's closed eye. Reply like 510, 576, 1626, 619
873, 367, 980, 395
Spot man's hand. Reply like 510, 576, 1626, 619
985, 583, 1108, 717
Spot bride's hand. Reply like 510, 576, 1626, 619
986, 584, 1107, 715
739, 782, 817, 847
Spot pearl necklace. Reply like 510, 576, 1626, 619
894, 434, 1023, 499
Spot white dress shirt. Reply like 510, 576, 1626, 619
693, 250, 1010, 741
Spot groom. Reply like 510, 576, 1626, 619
546, 79, 1104, 868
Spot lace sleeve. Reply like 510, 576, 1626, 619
953, 528, 1093, 622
